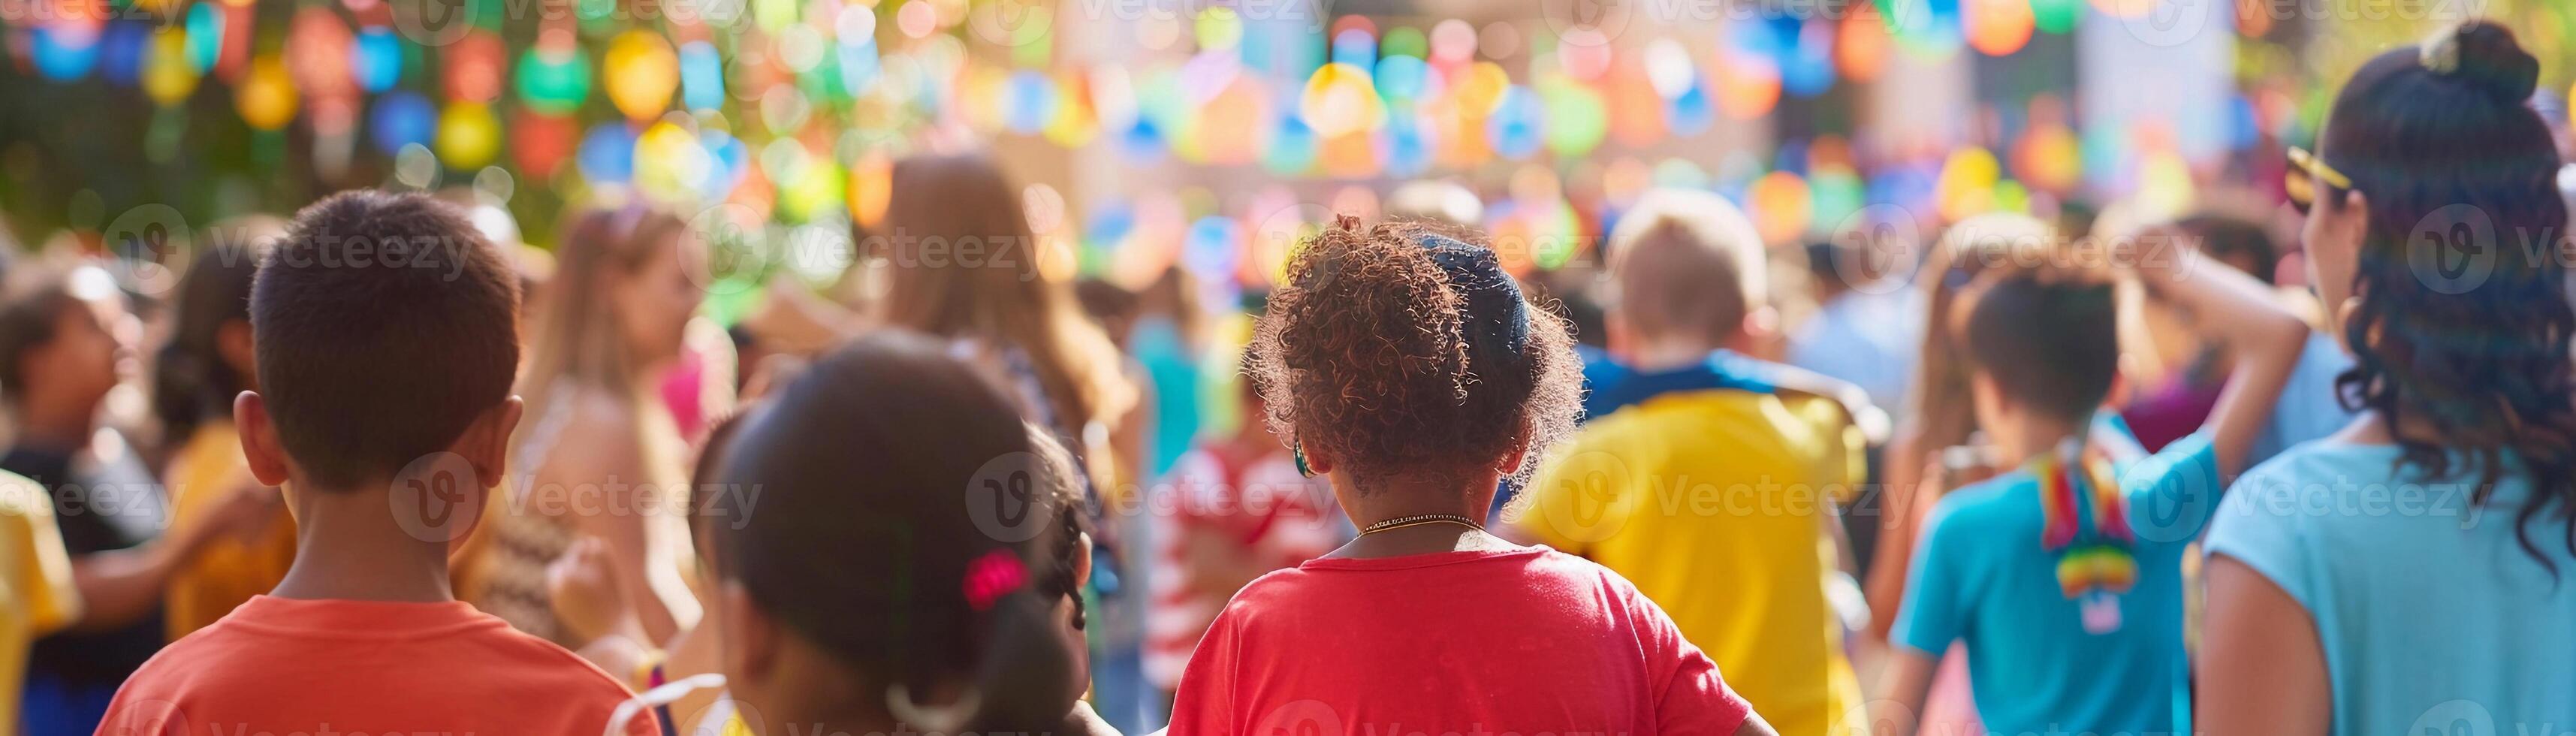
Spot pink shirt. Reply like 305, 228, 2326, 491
1168, 546, 1755, 736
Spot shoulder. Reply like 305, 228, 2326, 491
1924, 473, 2035, 534
1733, 358, 1890, 445
454, 620, 644, 702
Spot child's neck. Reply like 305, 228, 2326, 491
1992, 414, 2085, 469
270, 480, 456, 603
1624, 337, 1733, 373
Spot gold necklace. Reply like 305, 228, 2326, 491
1360, 513, 1483, 535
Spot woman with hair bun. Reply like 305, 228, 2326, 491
1166, 217, 1775, 736
2201, 20, 2576, 736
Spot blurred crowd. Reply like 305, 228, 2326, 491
0, 16, 2570, 736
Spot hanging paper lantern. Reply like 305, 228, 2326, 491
1715, 52, 1781, 120
435, 101, 502, 169
237, 54, 298, 130
516, 44, 593, 116
185, 2, 223, 73
1667, 77, 1716, 136
1196, 74, 1269, 165
1004, 69, 1057, 134
512, 110, 579, 179
1375, 53, 1428, 101
1781, 20, 1838, 97
1486, 85, 1544, 161
1935, 146, 2004, 222
351, 26, 402, 93
635, 121, 713, 204
141, 26, 200, 106
2033, 0, 2083, 33
368, 90, 436, 156
1261, 116, 1317, 175
1382, 110, 1435, 177
604, 30, 679, 122
680, 41, 725, 112
1967, 0, 2038, 56
1748, 171, 1813, 245
32, 21, 104, 82
579, 122, 640, 183
1808, 164, 1867, 234
1881, 0, 1965, 59
98, 21, 144, 88
1838, 9, 1892, 83
1539, 77, 1607, 157
445, 32, 505, 103
1299, 62, 1384, 137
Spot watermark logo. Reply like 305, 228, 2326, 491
2407, 204, 2501, 295
389, 451, 481, 543
967, 451, 1051, 544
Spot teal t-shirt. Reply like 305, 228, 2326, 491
1893, 431, 2223, 736
2207, 440, 2576, 736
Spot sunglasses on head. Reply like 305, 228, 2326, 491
2285, 146, 2354, 216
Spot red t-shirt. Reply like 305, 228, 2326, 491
97, 596, 655, 736
1168, 546, 1755, 736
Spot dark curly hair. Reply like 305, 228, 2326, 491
1247, 216, 1582, 497
2321, 20, 2576, 571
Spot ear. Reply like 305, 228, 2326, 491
1069, 531, 1093, 590
235, 391, 292, 487
456, 395, 526, 490
1295, 433, 1335, 475
1495, 429, 1533, 476
216, 319, 257, 381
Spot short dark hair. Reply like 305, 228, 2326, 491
1951, 267, 2119, 423
0, 275, 77, 397
253, 190, 519, 490
707, 331, 1075, 725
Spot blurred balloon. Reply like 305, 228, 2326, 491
512, 110, 578, 179
142, 26, 200, 105
1005, 69, 1057, 134
516, 43, 593, 116
605, 30, 680, 122
1967, 0, 2037, 56
1748, 170, 1812, 245
1539, 77, 1607, 157
681, 41, 725, 111
1486, 85, 1543, 160
99, 21, 143, 87
1299, 62, 1384, 137
369, 90, 436, 156
579, 122, 640, 183
32, 21, 104, 82
435, 101, 502, 169
236, 54, 298, 130
352, 26, 401, 92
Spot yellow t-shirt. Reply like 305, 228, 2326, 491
0, 470, 81, 730
164, 423, 297, 638
1516, 388, 1865, 736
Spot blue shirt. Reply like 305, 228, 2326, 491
1893, 432, 2224, 736
2207, 441, 2576, 736
2249, 331, 2357, 466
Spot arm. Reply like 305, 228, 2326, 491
1869, 647, 1939, 736
547, 397, 701, 644
66, 482, 273, 632
2134, 237, 2312, 478
2197, 555, 2330, 736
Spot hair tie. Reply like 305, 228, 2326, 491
961, 548, 1028, 612
1413, 231, 1531, 361
2420, 26, 2460, 74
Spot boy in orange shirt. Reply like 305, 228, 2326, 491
98, 191, 653, 736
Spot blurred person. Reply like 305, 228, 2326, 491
872, 152, 1145, 728
1789, 238, 1917, 412
152, 217, 300, 640
0, 470, 75, 734
1510, 190, 1867, 736
469, 204, 707, 648
697, 333, 1093, 736
1168, 217, 1775, 736
1873, 236, 2309, 736
2203, 22, 2576, 736
2121, 213, 2358, 460
1142, 351, 1343, 704
1384, 179, 1485, 228
0, 262, 264, 734
98, 190, 653, 736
